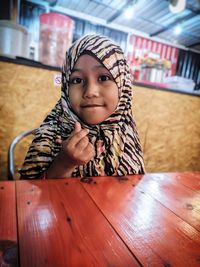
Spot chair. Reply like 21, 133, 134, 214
8, 129, 37, 180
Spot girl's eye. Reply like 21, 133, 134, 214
70, 77, 83, 84
98, 75, 111, 82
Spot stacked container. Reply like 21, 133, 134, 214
0, 20, 29, 58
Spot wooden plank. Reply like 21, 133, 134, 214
170, 172, 200, 191
16, 179, 140, 267
0, 181, 18, 267
81, 175, 200, 267
135, 173, 200, 231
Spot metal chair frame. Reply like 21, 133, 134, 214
8, 129, 36, 180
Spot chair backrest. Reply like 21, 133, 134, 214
8, 129, 37, 180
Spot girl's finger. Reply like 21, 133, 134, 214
76, 136, 89, 150
74, 122, 82, 134
69, 128, 89, 146
67, 122, 79, 141
83, 143, 95, 162
68, 122, 81, 141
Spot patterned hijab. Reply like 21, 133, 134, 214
20, 35, 145, 179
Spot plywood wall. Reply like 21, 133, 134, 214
0, 61, 60, 180
133, 87, 200, 173
0, 61, 200, 180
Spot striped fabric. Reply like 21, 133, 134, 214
20, 35, 145, 179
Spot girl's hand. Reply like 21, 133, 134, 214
47, 122, 94, 178
60, 122, 95, 168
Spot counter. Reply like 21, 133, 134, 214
134, 80, 200, 97
1, 55, 199, 96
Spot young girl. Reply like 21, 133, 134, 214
20, 35, 145, 179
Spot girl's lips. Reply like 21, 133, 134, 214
81, 104, 103, 107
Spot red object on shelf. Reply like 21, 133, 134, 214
39, 12, 74, 67
127, 35, 179, 79
133, 69, 140, 80
40, 13, 72, 27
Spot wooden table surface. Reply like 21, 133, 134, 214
0, 172, 200, 267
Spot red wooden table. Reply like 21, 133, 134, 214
0, 172, 200, 267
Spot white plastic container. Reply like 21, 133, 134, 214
164, 76, 195, 92
0, 20, 29, 58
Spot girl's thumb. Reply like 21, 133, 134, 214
74, 122, 82, 133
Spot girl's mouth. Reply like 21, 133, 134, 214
81, 104, 103, 108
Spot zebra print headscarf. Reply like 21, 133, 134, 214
20, 35, 145, 179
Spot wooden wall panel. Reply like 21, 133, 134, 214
0, 62, 60, 179
133, 87, 200, 172
0, 61, 200, 180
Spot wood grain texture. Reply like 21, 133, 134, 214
0, 61, 60, 180
133, 86, 200, 173
0, 181, 18, 266
81, 173, 200, 267
171, 172, 200, 191
136, 172, 200, 231
16, 179, 140, 267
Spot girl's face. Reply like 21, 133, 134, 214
69, 54, 119, 125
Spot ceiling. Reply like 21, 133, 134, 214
31, 0, 200, 53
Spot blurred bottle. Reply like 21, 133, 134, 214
39, 12, 74, 67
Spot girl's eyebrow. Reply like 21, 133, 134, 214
71, 68, 82, 73
71, 65, 106, 73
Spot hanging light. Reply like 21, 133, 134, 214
124, 7, 134, 19
174, 25, 182, 34
169, 0, 186, 13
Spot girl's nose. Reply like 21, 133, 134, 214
83, 81, 99, 98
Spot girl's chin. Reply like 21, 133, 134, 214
81, 116, 108, 125
82, 119, 104, 125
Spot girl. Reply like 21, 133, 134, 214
20, 35, 145, 179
